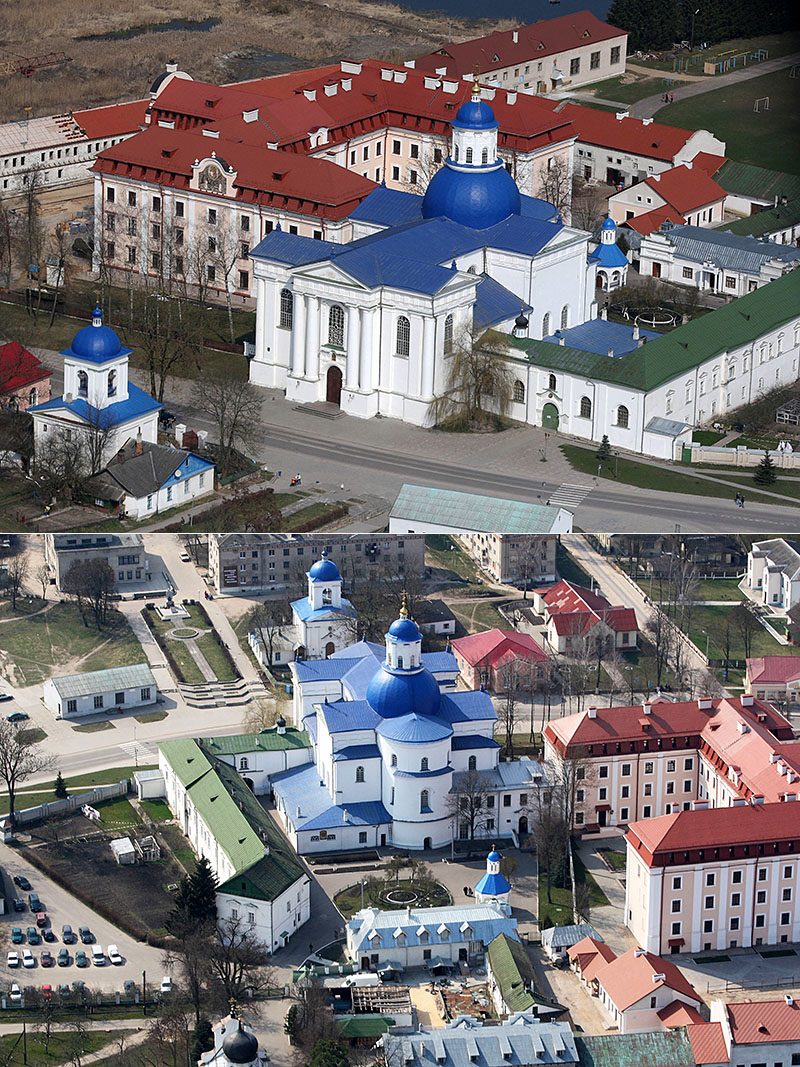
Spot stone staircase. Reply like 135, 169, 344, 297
179, 678, 271, 709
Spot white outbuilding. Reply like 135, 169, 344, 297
43, 663, 157, 719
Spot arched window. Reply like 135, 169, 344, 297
481, 147, 488, 165
391, 754, 398, 767
107, 369, 116, 397
542, 312, 550, 337
279, 288, 293, 329
560, 304, 569, 329
328, 304, 344, 347
465, 147, 473, 164
580, 395, 592, 419
28, 388, 38, 406
617, 404, 629, 428
396, 315, 410, 357
322, 587, 332, 605
77, 370, 88, 396
421, 757, 429, 771
355, 765, 365, 783
239, 757, 249, 770
8, 396, 18, 412
454, 144, 459, 162
444, 314, 454, 355
420, 790, 429, 812
513, 380, 525, 403
548, 373, 557, 392
468, 755, 477, 770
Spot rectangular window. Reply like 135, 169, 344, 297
174, 255, 184, 274
782, 912, 792, 925
106, 242, 115, 260
93, 695, 104, 709
621, 763, 631, 776
358, 831, 367, 844
666, 760, 676, 772
644, 761, 654, 774
127, 246, 136, 265
620, 807, 629, 821
703, 919, 713, 933
666, 782, 675, 794
106, 214, 115, 232
570, 57, 580, 75
576, 789, 585, 802
590, 50, 600, 69
756, 914, 766, 928
151, 252, 161, 270
106, 187, 115, 203
152, 222, 161, 240
392, 139, 401, 154
784, 887, 793, 901
238, 270, 249, 290
621, 785, 630, 799
642, 805, 651, 818
757, 890, 766, 904
391, 166, 400, 182
610, 45, 621, 64
672, 876, 682, 891
207, 265, 215, 282
732, 870, 742, 884
684, 758, 694, 771
705, 895, 715, 909
66, 699, 77, 714
731, 893, 741, 907
503, 795, 511, 807
175, 200, 185, 217
706, 872, 716, 887
434, 148, 442, 163
598, 787, 607, 801
141, 687, 151, 701
152, 195, 161, 212
127, 217, 136, 236
127, 190, 136, 207
725, 275, 736, 289
682, 266, 693, 279
599, 765, 609, 779
671, 899, 681, 913
644, 783, 652, 796
683, 779, 692, 792
785, 865, 793, 878
730, 916, 740, 931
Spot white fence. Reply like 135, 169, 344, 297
14, 781, 129, 826
679, 443, 800, 468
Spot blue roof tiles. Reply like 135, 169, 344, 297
451, 734, 501, 750
273, 764, 390, 832
474, 274, 530, 329
317, 699, 381, 734
349, 186, 424, 227
291, 596, 357, 623
331, 744, 382, 762
440, 690, 497, 723
29, 383, 162, 427
543, 319, 661, 358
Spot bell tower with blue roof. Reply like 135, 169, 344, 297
474, 846, 512, 904
62, 305, 132, 409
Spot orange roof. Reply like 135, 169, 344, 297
691, 151, 727, 177
687, 1022, 728, 1064
451, 628, 548, 668
657, 1000, 705, 1027
540, 101, 698, 163
0, 342, 51, 392
595, 948, 700, 1012
73, 99, 148, 139
727, 998, 800, 1043
643, 164, 726, 213
567, 936, 616, 981
624, 205, 686, 235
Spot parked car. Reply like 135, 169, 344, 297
12, 899, 25, 912
57, 949, 69, 967
7, 952, 19, 969
61, 925, 75, 944
6, 711, 29, 723
11, 928, 23, 944
14, 876, 31, 892
35, 912, 48, 928
180, 552, 192, 562
123, 979, 136, 995
107, 945, 123, 966
26, 928, 40, 945
75, 951, 88, 968
42, 929, 56, 943
41, 984, 52, 999
160, 976, 172, 994
40, 951, 53, 968
0, 692, 13, 702
28, 893, 41, 911
78, 927, 93, 944
57, 984, 70, 997
92, 947, 105, 967
8, 983, 22, 1003
22, 950, 35, 968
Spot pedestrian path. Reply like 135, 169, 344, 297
548, 483, 594, 509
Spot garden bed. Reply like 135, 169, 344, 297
334, 877, 451, 919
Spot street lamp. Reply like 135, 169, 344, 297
690, 8, 700, 52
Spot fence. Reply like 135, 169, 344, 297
14, 781, 129, 826
678, 442, 800, 469
612, 561, 710, 668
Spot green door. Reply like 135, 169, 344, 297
542, 402, 559, 430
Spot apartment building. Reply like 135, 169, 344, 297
626, 800, 800, 955
44, 533, 147, 590
457, 534, 557, 585
208, 533, 425, 596
543, 695, 796, 830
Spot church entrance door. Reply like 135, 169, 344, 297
518, 815, 528, 835
326, 365, 343, 406
542, 403, 559, 430
324, 641, 335, 658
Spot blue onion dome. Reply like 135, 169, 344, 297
377, 712, 452, 744
308, 549, 341, 583
387, 593, 422, 642
453, 96, 498, 131
68, 305, 125, 363
422, 164, 521, 229
487, 848, 501, 863
222, 1025, 258, 1064
601, 216, 617, 230
366, 665, 442, 720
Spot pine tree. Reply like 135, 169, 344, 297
753, 450, 778, 486
310, 1040, 350, 1067
284, 1004, 300, 1044
191, 1019, 214, 1061
53, 771, 67, 799
596, 435, 611, 462
186, 856, 218, 924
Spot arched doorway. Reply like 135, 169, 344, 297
423, 837, 432, 850
542, 402, 559, 430
326, 365, 343, 406
518, 815, 528, 835
243, 777, 255, 792
324, 641, 335, 658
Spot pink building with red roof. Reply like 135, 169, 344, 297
451, 628, 549, 694
0, 342, 52, 412
608, 161, 727, 232
533, 578, 638, 654
746, 655, 800, 702
700, 996, 800, 1065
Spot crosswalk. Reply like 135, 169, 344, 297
118, 741, 159, 764
547, 482, 594, 510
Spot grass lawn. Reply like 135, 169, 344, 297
573, 852, 610, 909
193, 631, 238, 682
425, 535, 483, 583
712, 472, 800, 501
449, 598, 508, 633
693, 430, 725, 445
539, 883, 573, 929
94, 796, 142, 829
634, 33, 800, 71
0, 596, 48, 619
334, 877, 452, 919
725, 435, 781, 450
636, 576, 744, 601
583, 73, 685, 103
140, 798, 173, 821
59, 765, 157, 790
620, 637, 678, 691
72, 720, 116, 733
653, 68, 800, 172
282, 500, 349, 531
0, 1029, 129, 1066
0, 602, 144, 688
560, 443, 794, 508
17, 727, 47, 744
556, 541, 592, 587
0, 792, 59, 816
599, 848, 627, 871
687, 604, 800, 661
4, 765, 158, 816
135, 709, 168, 723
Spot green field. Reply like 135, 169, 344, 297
633, 34, 800, 72
584, 73, 686, 103
687, 604, 800, 661
653, 68, 800, 172
144, 603, 236, 683
449, 598, 508, 634
0, 1029, 128, 1066
637, 576, 744, 601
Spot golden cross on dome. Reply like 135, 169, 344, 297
471, 65, 482, 99
400, 590, 409, 618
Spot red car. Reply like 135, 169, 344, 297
41, 984, 52, 998
40, 951, 54, 968
35, 912, 48, 928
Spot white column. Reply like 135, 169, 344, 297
346, 305, 361, 391
291, 294, 307, 377
255, 276, 272, 365
359, 307, 373, 393
305, 295, 320, 380
421, 315, 436, 400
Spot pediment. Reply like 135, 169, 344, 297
298, 262, 369, 289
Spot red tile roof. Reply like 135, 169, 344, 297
747, 655, 800, 685
539, 578, 611, 614
657, 1000, 705, 1027
540, 101, 697, 162
624, 205, 686, 235
550, 606, 638, 635
0, 342, 52, 393
568, 936, 616, 980
644, 164, 726, 213
451, 628, 547, 668
626, 800, 800, 866
687, 1022, 728, 1065
595, 947, 700, 1012
73, 99, 149, 139
414, 11, 626, 78
690, 151, 727, 177
727, 998, 800, 1043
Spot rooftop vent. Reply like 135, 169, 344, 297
424, 76, 441, 90
643, 703, 652, 715
634, 948, 646, 957
323, 82, 338, 96
393, 70, 407, 83
243, 108, 259, 123
699, 698, 713, 710
642, 117, 653, 126
786, 994, 794, 1006
303, 88, 317, 102
588, 707, 597, 719
615, 111, 630, 121
741, 694, 754, 706
652, 973, 665, 983
771, 753, 780, 764
512, 29, 519, 42
341, 77, 352, 91
737, 721, 750, 735
341, 60, 362, 75
442, 79, 459, 94
380, 68, 394, 81
507, 90, 517, 105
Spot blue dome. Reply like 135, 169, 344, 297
388, 617, 421, 642
366, 664, 442, 719
453, 98, 498, 131
422, 163, 521, 229
67, 306, 125, 364
601, 216, 617, 230
487, 849, 501, 863
377, 712, 452, 744
308, 550, 341, 584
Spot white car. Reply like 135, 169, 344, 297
92, 947, 105, 966
22, 949, 34, 968
6, 952, 19, 969
8, 983, 22, 1003
160, 975, 172, 994
179, 553, 191, 563
107, 945, 123, 966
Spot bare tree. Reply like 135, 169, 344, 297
449, 768, 492, 845
14, 165, 46, 320
498, 661, 522, 758
0, 717, 54, 822
5, 549, 29, 610
430, 326, 514, 430
249, 600, 292, 669
198, 373, 263, 475
0, 191, 12, 289
535, 156, 571, 220
242, 697, 280, 734
570, 177, 606, 233
36, 562, 49, 600
732, 602, 760, 660
209, 916, 274, 1001
62, 558, 115, 629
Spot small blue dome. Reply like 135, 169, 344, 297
388, 617, 421, 642
453, 98, 498, 131
602, 216, 617, 230
67, 306, 125, 364
487, 849, 501, 863
308, 550, 341, 584
366, 664, 441, 720
422, 163, 521, 229
377, 712, 452, 744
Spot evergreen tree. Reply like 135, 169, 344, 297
191, 1019, 214, 1061
596, 435, 611, 462
186, 856, 218, 924
53, 771, 67, 799
753, 450, 777, 486
284, 1003, 300, 1044
310, 1040, 351, 1067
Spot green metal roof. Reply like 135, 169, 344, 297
576, 1031, 696, 1067
50, 663, 156, 699
719, 197, 800, 238
187, 765, 264, 874
337, 1015, 395, 1038
507, 266, 800, 393
390, 484, 566, 533
159, 739, 214, 789
486, 933, 536, 1013
201, 727, 311, 756
714, 160, 800, 203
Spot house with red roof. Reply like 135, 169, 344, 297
532, 578, 638, 653
0, 342, 52, 412
451, 628, 550, 694
567, 935, 616, 982
608, 162, 726, 232
413, 10, 628, 95
703, 996, 800, 1065
746, 655, 800, 702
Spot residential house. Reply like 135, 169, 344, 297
451, 628, 550, 693
382, 1014, 579, 1066
745, 656, 800, 703
704, 996, 800, 1067
457, 534, 557, 586
0, 343, 52, 412
485, 933, 543, 1016
746, 539, 800, 611
532, 578, 638, 654
414, 598, 457, 636
609, 163, 726, 231
43, 663, 157, 719
719, 195, 800, 246
568, 936, 617, 982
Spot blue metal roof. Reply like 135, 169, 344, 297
474, 274, 530, 329
394, 765, 453, 778
451, 734, 501, 750
658, 223, 800, 275
453, 98, 498, 131
366, 665, 442, 719
331, 640, 384, 660
422, 161, 521, 229
543, 319, 661, 358
63, 307, 132, 365
421, 651, 458, 673
162, 452, 215, 490
440, 690, 497, 723
519, 194, 560, 223
308, 553, 342, 583
291, 596, 357, 623
589, 240, 629, 268
348, 902, 517, 955
474, 870, 511, 896
376, 712, 453, 744
388, 617, 422, 641
249, 229, 336, 266
349, 186, 424, 227
292, 657, 361, 682
331, 744, 382, 762
317, 699, 381, 734
29, 383, 162, 427
272, 763, 391, 832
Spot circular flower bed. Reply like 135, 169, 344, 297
334, 877, 451, 918
170, 627, 199, 639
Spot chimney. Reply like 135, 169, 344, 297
559, 336, 565, 346
607, 347, 614, 358
197, 429, 208, 450
633, 324, 640, 340
741, 694, 754, 706
786, 994, 795, 1006
341, 60, 362, 75
424, 76, 440, 89
512, 29, 519, 42
393, 70, 407, 83
642, 703, 652, 715
638, 336, 646, 348
343, 809, 349, 823
600, 306, 608, 320
166, 58, 178, 74
652, 973, 666, 983
341, 77, 352, 91
242, 108, 259, 123
634, 948, 646, 957
277, 715, 286, 736
737, 721, 749, 735
772, 753, 781, 763
303, 88, 317, 101
698, 698, 713, 710
588, 707, 597, 719
323, 82, 338, 96
135, 430, 143, 456
507, 90, 517, 105
64, 392, 73, 403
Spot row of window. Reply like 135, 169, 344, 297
65, 687, 150, 714
591, 757, 695, 778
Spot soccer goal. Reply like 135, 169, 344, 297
753, 96, 770, 112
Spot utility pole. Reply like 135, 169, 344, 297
142, 970, 147, 1016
